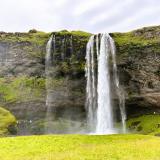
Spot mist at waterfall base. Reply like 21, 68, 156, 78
45, 33, 126, 135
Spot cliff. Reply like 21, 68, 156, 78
0, 26, 159, 135
112, 26, 160, 117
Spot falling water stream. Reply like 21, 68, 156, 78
109, 36, 126, 133
85, 36, 97, 132
45, 34, 55, 133
85, 33, 126, 134
96, 34, 114, 134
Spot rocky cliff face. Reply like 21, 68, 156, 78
0, 27, 159, 135
112, 26, 160, 117
0, 30, 91, 134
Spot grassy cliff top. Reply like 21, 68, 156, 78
0, 30, 50, 45
112, 25, 160, 46
0, 29, 91, 44
1, 25, 160, 49
0, 25, 159, 66
110, 25, 160, 61
54, 30, 92, 37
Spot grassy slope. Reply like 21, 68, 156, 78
0, 134, 160, 160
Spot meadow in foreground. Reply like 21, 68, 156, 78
0, 134, 160, 160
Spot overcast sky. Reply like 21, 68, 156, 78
0, 0, 160, 33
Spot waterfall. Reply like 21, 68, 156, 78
96, 34, 114, 134
45, 34, 55, 134
85, 33, 126, 134
109, 36, 126, 133
85, 35, 97, 132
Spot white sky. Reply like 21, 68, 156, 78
0, 0, 160, 33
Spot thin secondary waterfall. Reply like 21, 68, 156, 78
45, 34, 55, 133
109, 36, 126, 133
45, 35, 54, 107
85, 33, 126, 134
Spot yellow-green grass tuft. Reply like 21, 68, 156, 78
0, 107, 17, 135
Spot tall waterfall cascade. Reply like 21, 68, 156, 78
85, 33, 126, 134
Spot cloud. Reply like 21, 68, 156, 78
0, 0, 160, 33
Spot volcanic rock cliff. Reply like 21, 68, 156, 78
0, 26, 159, 135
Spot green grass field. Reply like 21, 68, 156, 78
0, 134, 160, 160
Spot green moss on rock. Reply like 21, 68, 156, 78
0, 107, 17, 135
0, 76, 46, 103
127, 115, 160, 135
